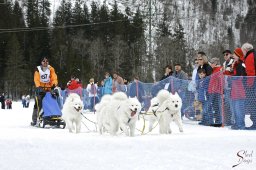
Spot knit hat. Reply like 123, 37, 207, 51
234, 48, 244, 60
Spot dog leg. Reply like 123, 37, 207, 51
66, 120, 73, 133
148, 121, 153, 132
120, 123, 129, 136
76, 120, 81, 133
175, 115, 183, 132
168, 127, 172, 134
129, 123, 136, 137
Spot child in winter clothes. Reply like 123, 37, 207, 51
197, 69, 210, 126
86, 78, 99, 111
230, 48, 247, 130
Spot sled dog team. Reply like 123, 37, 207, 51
62, 89, 183, 136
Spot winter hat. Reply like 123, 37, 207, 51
234, 48, 244, 60
222, 50, 232, 54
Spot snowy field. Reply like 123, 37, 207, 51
0, 101, 255, 170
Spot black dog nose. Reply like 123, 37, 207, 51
135, 108, 137, 111
175, 104, 178, 108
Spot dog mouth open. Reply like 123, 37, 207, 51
74, 107, 82, 112
130, 109, 137, 117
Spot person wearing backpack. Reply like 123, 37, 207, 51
86, 78, 99, 112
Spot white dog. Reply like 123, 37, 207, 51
142, 97, 160, 132
95, 94, 112, 134
155, 91, 183, 134
102, 92, 142, 136
62, 93, 84, 133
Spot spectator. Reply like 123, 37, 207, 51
230, 48, 246, 130
67, 76, 82, 98
123, 78, 128, 93
22, 95, 26, 108
222, 50, 234, 126
0, 93, 5, 109
128, 75, 145, 104
67, 76, 82, 90
173, 63, 188, 80
222, 50, 234, 75
160, 65, 173, 81
241, 43, 256, 130
97, 80, 104, 100
82, 83, 90, 110
188, 58, 199, 100
102, 72, 112, 95
112, 71, 124, 93
25, 95, 30, 108
159, 65, 173, 93
197, 69, 209, 126
197, 52, 213, 78
6, 98, 12, 109
86, 78, 99, 111
207, 57, 223, 127
173, 63, 188, 117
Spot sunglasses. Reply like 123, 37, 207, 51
42, 60, 48, 63
224, 53, 229, 56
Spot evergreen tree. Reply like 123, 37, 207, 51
82, 3, 90, 38
90, 1, 99, 39
38, 0, 51, 55
110, 1, 125, 38
0, 1, 13, 90
51, 0, 73, 85
172, 20, 187, 70
72, 0, 83, 35
25, 0, 42, 78
129, 8, 146, 81
98, 4, 110, 41
4, 34, 26, 99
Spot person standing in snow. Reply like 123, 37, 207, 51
31, 55, 58, 126
112, 72, 124, 93
0, 93, 5, 109
241, 43, 256, 130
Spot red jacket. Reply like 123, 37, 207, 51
244, 50, 255, 87
208, 66, 224, 94
67, 80, 82, 90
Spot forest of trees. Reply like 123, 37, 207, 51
0, 0, 188, 99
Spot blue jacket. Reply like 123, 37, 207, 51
103, 77, 112, 95
197, 77, 209, 102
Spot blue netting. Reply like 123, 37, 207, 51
59, 72, 256, 130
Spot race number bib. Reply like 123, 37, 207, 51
37, 66, 50, 83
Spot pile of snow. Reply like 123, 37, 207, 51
0, 101, 255, 170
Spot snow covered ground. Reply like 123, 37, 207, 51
0, 101, 255, 170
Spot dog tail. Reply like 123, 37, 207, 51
112, 92, 128, 101
156, 89, 170, 104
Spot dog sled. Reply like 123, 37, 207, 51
37, 91, 66, 129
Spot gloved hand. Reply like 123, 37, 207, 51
51, 87, 59, 99
51, 84, 56, 90
35, 86, 43, 95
